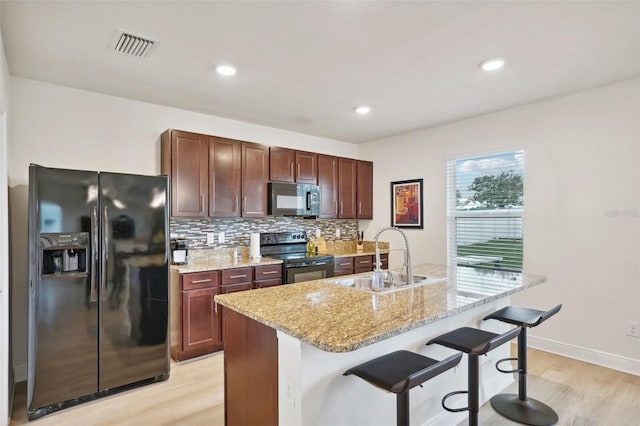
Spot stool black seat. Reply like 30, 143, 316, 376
343, 350, 462, 426
427, 326, 521, 426
483, 305, 562, 426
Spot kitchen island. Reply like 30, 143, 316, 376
215, 264, 546, 426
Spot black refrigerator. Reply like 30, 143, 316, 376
27, 164, 170, 419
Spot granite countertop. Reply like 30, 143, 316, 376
215, 263, 546, 353
171, 240, 390, 274
326, 240, 390, 258
170, 247, 282, 274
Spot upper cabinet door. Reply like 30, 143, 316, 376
338, 157, 357, 219
242, 142, 269, 217
269, 147, 295, 182
162, 130, 208, 217
356, 161, 373, 219
295, 151, 318, 185
209, 137, 242, 218
318, 154, 338, 218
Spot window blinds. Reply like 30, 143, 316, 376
446, 150, 524, 277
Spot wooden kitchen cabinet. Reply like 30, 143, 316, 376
182, 287, 221, 353
354, 255, 373, 273
162, 128, 373, 219
356, 160, 373, 219
333, 253, 389, 276
161, 130, 209, 217
333, 257, 355, 277
270, 147, 318, 185
221, 267, 254, 292
242, 142, 269, 217
269, 147, 295, 182
318, 154, 338, 218
254, 264, 283, 289
162, 130, 268, 218
209, 136, 242, 217
295, 151, 317, 184
338, 157, 357, 218
372, 252, 389, 270
170, 270, 222, 361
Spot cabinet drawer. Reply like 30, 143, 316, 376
254, 264, 282, 280
221, 282, 253, 294
254, 278, 282, 289
182, 271, 219, 291
221, 267, 253, 285
354, 255, 373, 269
334, 257, 354, 271
373, 253, 389, 270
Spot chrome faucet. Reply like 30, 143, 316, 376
373, 226, 413, 286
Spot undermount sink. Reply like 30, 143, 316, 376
324, 272, 446, 294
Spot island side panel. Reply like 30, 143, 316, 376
223, 308, 278, 426
296, 299, 513, 425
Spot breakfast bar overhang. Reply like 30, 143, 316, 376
215, 264, 547, 426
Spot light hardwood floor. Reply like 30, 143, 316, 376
10, 348, 640, 425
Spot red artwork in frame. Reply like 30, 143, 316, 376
391, 179, 423, 229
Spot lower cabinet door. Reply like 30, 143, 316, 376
182, 287, 222, 352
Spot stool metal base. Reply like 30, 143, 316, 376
490, 393, 558, 426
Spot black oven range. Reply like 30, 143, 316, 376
259, 231, 334, 284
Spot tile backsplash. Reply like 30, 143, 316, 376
170, 217, 359, 249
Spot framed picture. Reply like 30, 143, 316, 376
391, 179, 424, 229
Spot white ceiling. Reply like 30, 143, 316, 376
1, 1, 639, 143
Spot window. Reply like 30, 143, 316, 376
446, 150, 524, 290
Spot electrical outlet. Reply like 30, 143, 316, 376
218, 232, 225, 244
335, 229, 341, 238
315, 228, 321, 238
206, 232, 215, 245
627, 321, 639, 338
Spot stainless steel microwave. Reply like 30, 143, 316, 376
268, 182, 320, 217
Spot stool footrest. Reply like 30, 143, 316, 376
496, 357, 522, 374
441, 390, 470, 413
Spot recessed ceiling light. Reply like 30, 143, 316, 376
479, 57, 505, 71
354, 105, 371, 115
216, 65, 237, 76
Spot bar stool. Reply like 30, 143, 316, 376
483, 304, 562, 426
343, 350, 463, 426
427, 326, 521, 426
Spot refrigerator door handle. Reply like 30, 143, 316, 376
90, 206, 98, 302
101, 205, 109, 301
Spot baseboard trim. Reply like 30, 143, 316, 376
14, 363, 27, 382
528, 335, 640, 376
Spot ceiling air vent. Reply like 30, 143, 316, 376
112, 30, 155, 58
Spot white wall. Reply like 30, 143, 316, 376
8, 77, 359, 185
7, 76, 360, 378
0, 5, 11, 423
361, 78, 640, 371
